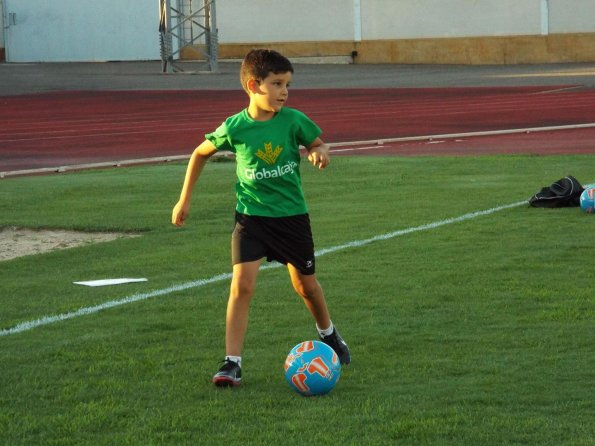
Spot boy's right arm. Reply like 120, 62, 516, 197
171, 140, 217, 227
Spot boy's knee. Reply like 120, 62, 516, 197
232, 286, 253, 300
294, 279, 321, 300
231, 279, 256, 299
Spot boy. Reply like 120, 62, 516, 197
172, 49, 350, 387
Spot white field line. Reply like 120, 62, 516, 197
0, 200, 526, 337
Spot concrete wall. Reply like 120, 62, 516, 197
2, 0, 158, 62
549, 0, 595, 33
361, 0, 542, 39
217, 0, 355, 42
198, 0, 595, 64
2, 0, 594, 64
213, 0, 595, 42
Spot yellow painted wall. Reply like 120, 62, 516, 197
181, 33, 595, 65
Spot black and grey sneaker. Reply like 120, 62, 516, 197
320, 327, 351, 365
212, 359, 242, 387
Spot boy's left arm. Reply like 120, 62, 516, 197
306, 137, 330, 169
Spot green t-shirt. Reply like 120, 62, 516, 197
205, 107, 322, 217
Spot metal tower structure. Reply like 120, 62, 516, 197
159, 0, 218, 73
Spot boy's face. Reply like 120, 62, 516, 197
251, 71, 292, 113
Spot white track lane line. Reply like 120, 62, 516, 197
4, 123, 595, 178
0, 200, 526, 337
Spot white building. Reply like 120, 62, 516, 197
1, 0, 594, 64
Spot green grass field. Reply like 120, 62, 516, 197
1, 155, 594, 445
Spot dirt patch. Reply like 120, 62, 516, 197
0, 227, 140, 261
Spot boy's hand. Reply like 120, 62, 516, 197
307, 143, 330, 169
172, 200, 190, 227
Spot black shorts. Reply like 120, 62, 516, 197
231, 212, 316, 275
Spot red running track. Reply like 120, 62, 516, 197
1, 86, 595, 173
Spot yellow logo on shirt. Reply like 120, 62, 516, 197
256, 142, 283, 165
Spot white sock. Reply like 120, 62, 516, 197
225, 355, 242, 367
316, 322, 334, 337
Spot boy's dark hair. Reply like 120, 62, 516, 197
240, 49, 294, 92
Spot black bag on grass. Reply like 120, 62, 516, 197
529, 175, 584, 208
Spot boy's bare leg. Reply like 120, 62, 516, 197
287, 263, 331, 330
287, 263, 351, 365
225, 259, 261, 356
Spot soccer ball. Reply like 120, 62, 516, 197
580, 187, 595, 214
284, 340, 341, 396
